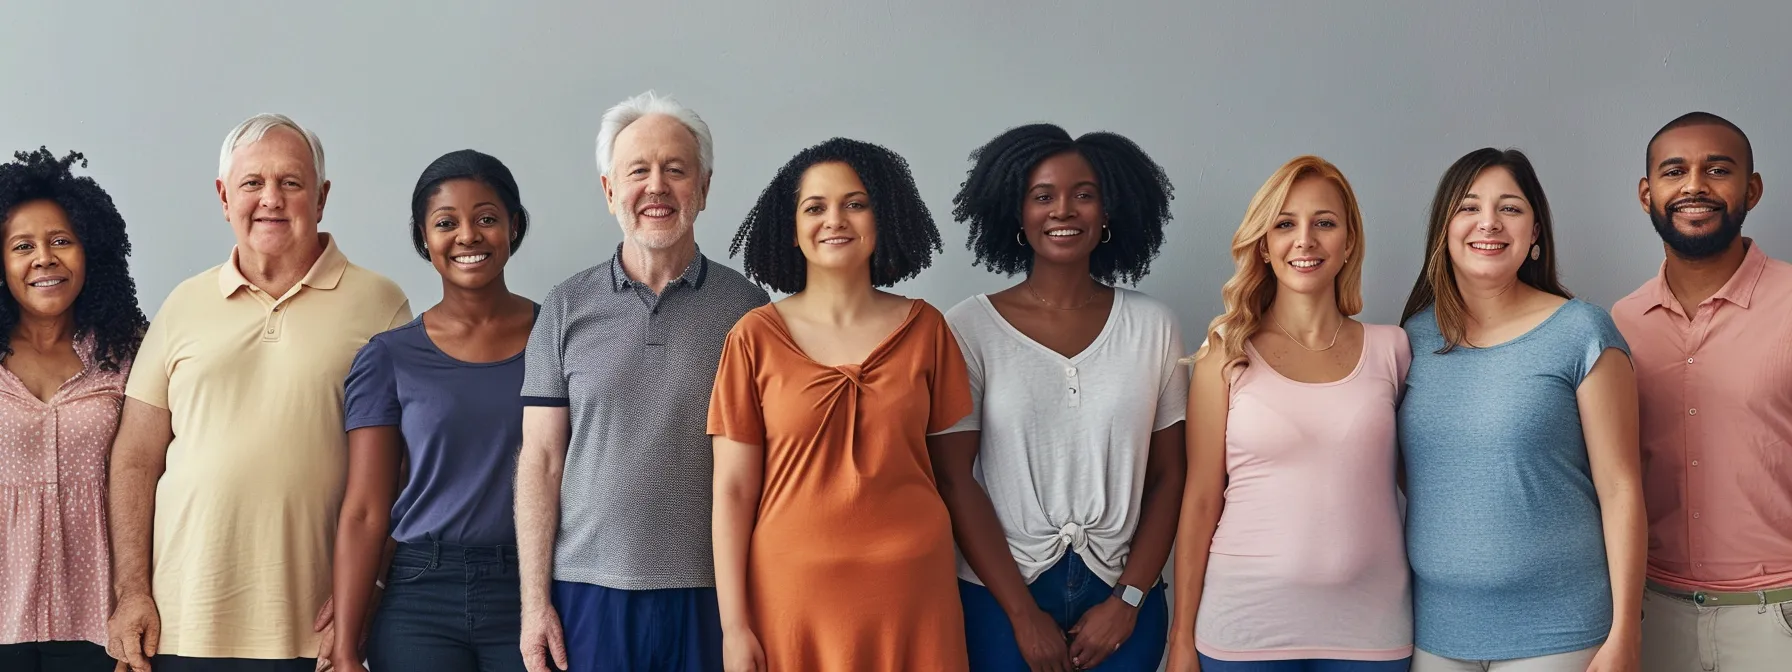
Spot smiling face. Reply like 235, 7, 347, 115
1641, 123, 1761, 260
794, 161, 877, 275
215, 126, 328, 259
1020, 151, 1106, 266
3, 199, 87, 322
421, 178, 515, 291
602, 114, 708, 251
1445, 166, 1538, 286
1263, 175, 1352, 297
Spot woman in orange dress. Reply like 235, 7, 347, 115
708, 137, 972, 672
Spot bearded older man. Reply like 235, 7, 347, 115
513, 91, 768, 672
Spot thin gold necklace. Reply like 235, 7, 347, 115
1024, 278, 1101, 310
1270, 314, 1344, 352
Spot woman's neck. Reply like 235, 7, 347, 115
1022, 254, 1103, 306
1454, 272, 1536, 325
432, 276, 515, 324
10, 310, 77, 353
795, 265, 881, 324
1265, 286, 1343, 344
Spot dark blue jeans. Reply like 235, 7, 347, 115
959, 553, 1169, 670
1196, 654, 1412, 672
550, 580, 722, 672
367, 541, 525, 672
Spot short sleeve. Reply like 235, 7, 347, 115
926, 308, 974, 435
707, 322, 765, 444
936, 313, 983, 435
123, 298, 175, 410
520, 285, 570, 406
343, 338, 400, 431
1152, 316, 1189, 432
388, 300, 415, 330
1574, 302, 1632, 385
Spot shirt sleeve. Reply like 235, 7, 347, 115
1152, 312, 1190, 432
926, 307, 975, 435
122, 296, 175, 410
1576, 303, 1633, 385
935, 315, 983, 435
707, 320, 765, 444
388, 299, 414, 330
520, 285, 570, 406
343, 337, 400, 431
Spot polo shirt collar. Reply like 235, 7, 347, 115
1640, 237, 1770, 313
218, 233, 349, 297
608, 243, 709, 293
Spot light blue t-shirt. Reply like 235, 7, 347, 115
1398, 298, 1629, 660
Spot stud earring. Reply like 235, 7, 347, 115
1530, 244, 1541, 260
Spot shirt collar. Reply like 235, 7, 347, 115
1641, 236, 1770, 313
217, 233, 349, 298
607, 243, 708, 292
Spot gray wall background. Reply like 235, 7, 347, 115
4, 0, 1789, 347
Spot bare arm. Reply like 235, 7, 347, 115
1166, 353, 1229, 657
1115, 421, 1188, 592
516, 406, 570, 672
106, 397, 173, 670
711, 436, 764, 636
516, 406, 569, 610
109, 397, 172, 601
331, 426, 402, 663
929, 430, 1042, 621
1579, 349, 1645, 666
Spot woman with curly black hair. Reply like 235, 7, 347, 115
0, 148, 147, 672
931, 124, 1187, 671
708, 138, 973, 671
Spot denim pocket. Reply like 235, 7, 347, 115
387, 561, 431, 585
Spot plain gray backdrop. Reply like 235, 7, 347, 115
3, 1, 1789, 342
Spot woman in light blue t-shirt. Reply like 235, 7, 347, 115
1396, 148, 1646, 672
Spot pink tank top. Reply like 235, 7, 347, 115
1193, 323, 1414, 662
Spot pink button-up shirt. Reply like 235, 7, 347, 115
0, 337, 128, 646
1613, 239, 1792, 592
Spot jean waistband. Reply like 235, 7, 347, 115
394, 540, 519, 567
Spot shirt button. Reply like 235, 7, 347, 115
1688, 408, 1697, 416
1065, 368, 1076, 378
1686, 357, 1695, 364
1693, 512, 1701, 519
1691, 460, 1699, 466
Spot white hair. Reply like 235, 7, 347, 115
595, 90, 713, 179
217, 113, 327, 184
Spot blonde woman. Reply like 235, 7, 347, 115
1167, 156, 1413, 672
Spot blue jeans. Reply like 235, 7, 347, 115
1197, 654, 1412, 672
959, 553, 1169, 671
550, 580, 723, 672
367, 541, 525, 672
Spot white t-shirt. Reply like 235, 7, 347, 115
941, 288, 1188, 586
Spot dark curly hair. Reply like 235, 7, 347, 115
409, 149, 530, 260
730, 137, 941, 294
952, 123, 1175, 285
0, 148, 146, 371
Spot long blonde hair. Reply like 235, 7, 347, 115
1203, 156, 1366, 369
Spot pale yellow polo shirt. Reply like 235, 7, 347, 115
125, 233, 410, 659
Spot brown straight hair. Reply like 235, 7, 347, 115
1400, 148, 1572, 352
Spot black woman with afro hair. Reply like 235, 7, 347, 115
932, 124, 1187, 671
0, 147, 146, 672
710, 138, 975, 671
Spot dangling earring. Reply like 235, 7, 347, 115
1530, 244, 1541, 261
1016, 231, 1027, 247
1100, 226, 1112, 243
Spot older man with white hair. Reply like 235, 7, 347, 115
514, 91, 768, 672
106, 114, 411, 672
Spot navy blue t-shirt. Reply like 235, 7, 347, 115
344, 309, 534, 546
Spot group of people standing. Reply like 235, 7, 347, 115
0, 90, 1784, 672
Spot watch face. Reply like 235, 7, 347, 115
1118, 585, 1145, 606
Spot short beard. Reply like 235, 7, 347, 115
1650, 203, 1744, 261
